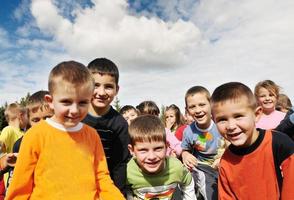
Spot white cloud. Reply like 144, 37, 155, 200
30, 0, 201, 69
1, 0, 294, 114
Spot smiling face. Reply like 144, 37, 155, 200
212, 96, 261, 148
46, 81, 93, 128
122, 109, 138, 125
256, 87, 277, 114
186, 92, 212, 129
91, 73, 119, 115
129, 140, 167, 174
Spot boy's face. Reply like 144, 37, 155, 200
45, 82, 93, 128
128, 140, 167, 174
91, 73, 119, 112
122, 109, 138, 125
29, 106, 54, 127
256, 87, 277, 112
212, 96, 262, 148
186, 93, 211, 129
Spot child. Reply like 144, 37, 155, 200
175, 110, 194, 141
211, 82, 294, 199
254, 80, 285, 129
164, 104, 184, 134
275, 106, 294, 141
6, 61, 125, 200
126, 115, 197, 200
0, 103, 28, 154
82, 58, 130, 195
181, 86, 221, 200
276, 93, 292, 113
120, 105, 139, 125
136, 100, 182, 157
0, 103, 28, 196
5, 90, 54, 189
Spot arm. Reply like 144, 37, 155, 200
275, 112, 294, 140
5, 130, 39, 200
166, 131, 182, 157
95, 133, 125, 200
111, 121, 131, 196
181, 129, 197, 169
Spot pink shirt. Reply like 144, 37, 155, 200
165, 129, 182, 156
256, 110, 286, 129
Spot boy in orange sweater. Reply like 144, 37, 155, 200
6, 61, 125, 200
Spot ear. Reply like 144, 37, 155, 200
44, 94, 54, 110
128, 144, 134, 157
116, 85, 120, 94
254, 106, 263, 123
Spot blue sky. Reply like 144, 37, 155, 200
1, 0, 294, 111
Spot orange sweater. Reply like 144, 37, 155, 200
5, 119, 125, 200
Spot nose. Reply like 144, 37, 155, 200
226, 119, 236, 131
95, 86, 107, 96
147, 151, 157, 160
70, 104, 79, 115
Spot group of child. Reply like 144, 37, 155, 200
0, 57, 293, 200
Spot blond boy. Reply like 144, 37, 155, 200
211, 82, 294, 199
6, 61, 125, 200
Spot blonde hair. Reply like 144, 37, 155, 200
254, 80, 280, 99
27, 90, 52, 116
128, 115, 166, 146
4, 103, 27, 122
48, 61, 94, 94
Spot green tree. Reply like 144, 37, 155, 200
113, 96, 121, 112
19, 92, 31, 107
0, 105, 8, 131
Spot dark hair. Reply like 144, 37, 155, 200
48, 61, 94, 94
211, 82, 257, 110
185, 86, 210, 107
120, 105, 137, 115
87, 58, 119, 85
28, 90, 49, 106
136, 101, 160, 116
129, 115, 166, 146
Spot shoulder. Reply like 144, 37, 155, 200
0, 126, 17, 134
271, 130, 294, 157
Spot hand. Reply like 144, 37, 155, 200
6, 153, 18, 167
211, 158, 221, 170
182, 151, 197, 170
166, 118, 174, 130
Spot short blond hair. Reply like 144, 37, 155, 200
48, 61, 94, 94
254, 80, 280, 98
4, 103, 27, 123
128, 115, 166, 146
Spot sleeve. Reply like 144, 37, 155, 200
0, 127, 12, 152
94, 132, 126, 200
5, 129, 40, 200
181, 127, 192, 151
271, 131, 294, 199
179, 167, 197, 200
275, 112, 294, 140
166, 131, 182, 156
218, 162, 237, 200
111, 120, 131, 196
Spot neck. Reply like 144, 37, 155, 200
89, 104, 111, 116
263, 107, 275, 115
8, 120, 20, 129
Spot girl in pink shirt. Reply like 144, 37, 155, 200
254, 80, 286, 129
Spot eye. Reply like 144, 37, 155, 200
60, 99, 72, 105
216, 117, 226, 123
155, 147, 164, 152
94, 83, 100, 88
79, 100, 89, 106
31, 118, 40, 123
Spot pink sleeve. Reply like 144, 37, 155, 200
165, 129, 182, 156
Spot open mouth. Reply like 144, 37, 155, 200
227, 132, 241, 140
195, 114, 205, 120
